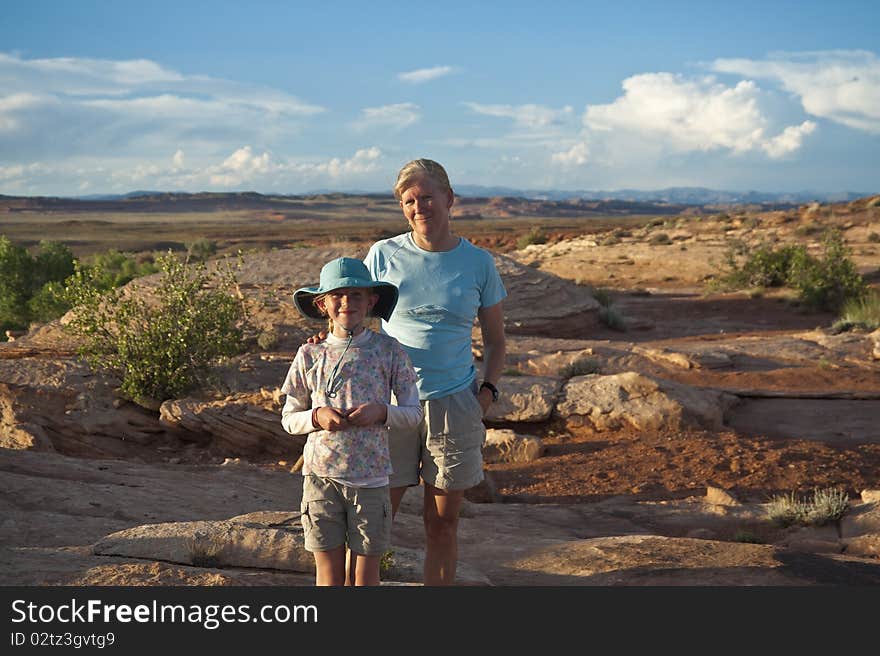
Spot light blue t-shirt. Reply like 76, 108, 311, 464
365, 233, 507, 400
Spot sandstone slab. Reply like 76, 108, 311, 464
554, 371, 738, 432
483, 429, 545, 464
484, 374, 562, 422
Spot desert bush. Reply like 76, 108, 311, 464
0, 236, 34, 332
648, 232, 672, 245
832, 289, 880, 332
256, 328, 279, 350
590, 287, 613, 307
62, 251, 250, 403
733, 530, 762, 544
787, 230, 865, 311
186, 238, 218, 262
0, 237, 77, 334
516, 227, 548, 249
84, 249, 160, 290
380, 550, 395, 573
794, 222, 823, 237
599, 305, 626, 331
559, 356, 600, 378
709, 230, 865, 311
766, 487, 849, 527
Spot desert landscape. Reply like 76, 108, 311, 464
2, 192, 880, 585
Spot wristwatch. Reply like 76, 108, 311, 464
479, 381, 499, 403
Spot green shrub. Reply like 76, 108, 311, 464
867, 232, 880, 243
648, 232, 672, 245
832, 289, 880, 332
733, 530, 762, 544
186, 238, 218, 262
787, 230, 866, 311
0, 237, 78, 334
708, 229, 865, 311
84, 249, 160, 290
599, 305, 626, 331
590, 287, 613, 307
0, 236, 34, 332
559, 357, 600, 378
62, 252, 250, 403
766, 487, 849, 527
256, 328, 279, 350
794, 222, 823, 237
516, 227, 548, 249
380, 550, 395, 572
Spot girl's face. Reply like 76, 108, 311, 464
317, 287, 378, 336
399, 175, 454, 244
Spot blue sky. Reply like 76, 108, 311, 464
1, 0, 878, 196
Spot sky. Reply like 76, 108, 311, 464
1, 0, 878, 197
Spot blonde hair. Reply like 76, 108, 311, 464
393, 158, 453, 200
312, 291, 380, 334
312, 293, 334, 333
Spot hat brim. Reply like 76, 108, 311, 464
293, 282, 398, 321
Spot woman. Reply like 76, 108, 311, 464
364, 158, 506, 585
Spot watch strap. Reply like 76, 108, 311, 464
479, 381, 499, 402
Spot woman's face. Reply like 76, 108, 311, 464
399, 176, 454, 244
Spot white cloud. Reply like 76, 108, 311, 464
0, 52, 325, 162
353, 103, 420, 131
711, 50, 880, 133
296, 147, 383, 178
171, 149, 185, 170
465, 102, 574, 129
551, 142, 590, 166
397, 66, 454, 84
583, 72, 814, 156
762, 120, 817, 158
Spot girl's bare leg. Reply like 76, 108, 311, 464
313, 546, 346, 586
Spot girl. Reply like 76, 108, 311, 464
280, 257, 421, 585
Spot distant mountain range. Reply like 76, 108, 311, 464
453, 185, 873, 205
65, 186, 873, 205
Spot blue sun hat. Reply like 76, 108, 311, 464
293, 257, 398, 321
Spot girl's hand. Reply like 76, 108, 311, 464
306, 331, 327, 345
315, 406, 348, 431
345, 402, 388, 427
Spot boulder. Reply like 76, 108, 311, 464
492, 253, 600, 337
159, 393, 304, 458
92, 514, 314, 573
871, 329, 880, 361
554, 371, 739, 432
483, 429, 545, 464
705, 486, 740, 507
484, 374, 562, 422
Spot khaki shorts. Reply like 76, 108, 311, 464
389, 384, 486, 491
300, 474, 391, 556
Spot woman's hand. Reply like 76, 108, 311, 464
314, 406, 349, 431
345, 402, 388, 427
476, 387, 493, 415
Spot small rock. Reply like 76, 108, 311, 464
686, 528, 716, 540
861, 489, 880, 503
706, 486, 740, 506
483, 429, 544, 464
